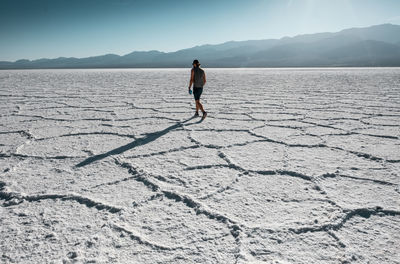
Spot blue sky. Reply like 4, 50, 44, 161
1, 0, 399, 61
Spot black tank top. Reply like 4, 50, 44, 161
193, 66, 204, 88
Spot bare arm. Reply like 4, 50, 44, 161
203, 72, 206, 86
189, 69, 194, 89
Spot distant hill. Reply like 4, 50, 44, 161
1, 24, 400, 69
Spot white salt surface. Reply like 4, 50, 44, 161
0, 68, 399, 263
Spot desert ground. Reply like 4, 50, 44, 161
1, 68, 399, 263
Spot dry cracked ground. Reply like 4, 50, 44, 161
0, 68, 399, 264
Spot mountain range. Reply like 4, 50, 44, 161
1, 24, 400, 69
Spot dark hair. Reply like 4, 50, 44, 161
192, 59, 200, 65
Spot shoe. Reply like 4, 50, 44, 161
194, 112, 199, 117
202, 112, 207, 119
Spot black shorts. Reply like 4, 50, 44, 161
193, 87, 203, 100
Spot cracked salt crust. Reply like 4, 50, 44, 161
1, 68, 399, 263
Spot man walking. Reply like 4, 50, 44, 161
188, 59, 207, 119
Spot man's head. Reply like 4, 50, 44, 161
192, 59, 200, 67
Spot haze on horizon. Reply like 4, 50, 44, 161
1, 0, 399, 62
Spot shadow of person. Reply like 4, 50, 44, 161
75, 116, 197, 168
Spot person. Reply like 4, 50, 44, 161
188, 59, 207, 119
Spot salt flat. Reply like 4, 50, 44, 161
0, 68, 399, 263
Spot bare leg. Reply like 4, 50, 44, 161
197, 100, 205, 113
195, 100, 200, 113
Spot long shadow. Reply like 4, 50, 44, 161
75, 116, 197, 168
